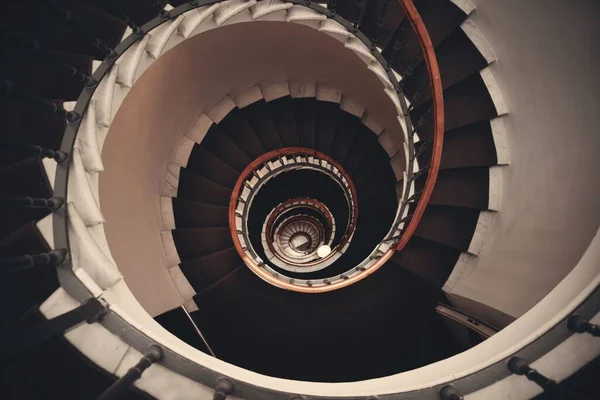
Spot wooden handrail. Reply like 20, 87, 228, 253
394, 0, 444, 252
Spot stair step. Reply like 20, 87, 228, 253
0, 222, 56, 329
189, 262, 451, 382
391, 236, 460, 289
239, 99, 283, 151
0, 102, 66, 164
186, 145, 240, 188
360, 0, 406, 50
330, 112, 362, 165
267, 96, 299, 148
0, 308, 153, 399
171, 198, 229, 228
172, 227, 233, 261
79, 0, 165, 27
410, 73, 499, 139
200, 124, 252, 172
415, 167, 490, 210
179, 247, 243, 292
154, 306, 212, 355
343, 128, 379, 176
294, 98, 317, 149
383, 0, 470, 73
5, 0, 126, 59
415, 205, 480, 252
415, 121, 498, 170
177, 168, 232, 206
219, 107, 266, 159
402, 26, 490, 107
2, 51, 94, 101
315, 101, 342, 156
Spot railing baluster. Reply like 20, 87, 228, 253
388, 18, 410, 68
409, 75, 430, 108
326, 0, 338, 16
1, 81, 81, 122
439, 385, 462, 400
0, 196, 64, 210
352, 0, 366, 32
2, 142, 69, 163
213, 378, 233, 400
27, 144, 69, 163
109, 0, 143, 37
150, 0, 171, 20
568, 315, 600, 337
398, 51, 423, 90
0, 249, 67, 273
0, 297, 107, 362
507, 356, 578, 398
372, 0, 392, 49
29, 41, 97, 88
97, 345, 164, 400
44, 0, 117, 58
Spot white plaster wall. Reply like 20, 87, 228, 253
445, 0, 600, 323
99, 21, 400, 316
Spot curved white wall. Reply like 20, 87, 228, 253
445, 0, 600, 325
99, 21, 402, 315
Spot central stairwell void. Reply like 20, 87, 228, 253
0, 0, 598, 399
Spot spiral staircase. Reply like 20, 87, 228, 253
0, 0, 599, 399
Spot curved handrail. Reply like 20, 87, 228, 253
394, 0, 444, 252
229, 147, 359, 290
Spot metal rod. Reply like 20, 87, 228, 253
213, 377, 233, 400
0, 298, 107, 362
97, 345, 163, 400
507, 356, 578, 398
568, 315, 600, 337
27, 144, 69, 163
44, 0, 116, 58
352, 0, 366, 31
0, 196, 64, 210
181, 305, 217, 357
1, 81, 80, 122
440, 385, 462, 400
109, 0, 143, 36
0, 249, 67, 273
372, 0, 391, 48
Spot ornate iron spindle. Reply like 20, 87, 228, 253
97, 345, 164, 400
407, 189, 424, 203
213, 378, 233, 400
388, 18, 411, 68
1, 81, 81, 122
568, 315, 600, 337
0, 196, 64, 210
372, 0, 392, 49
411, 106, 433, 136
0, 298, 107, 362
398, 52, 423, 90
352, 0, 366, 32
4, 143, 68, 163
45, 0, 117, 58
0, 249, 66, 273
109, 0, 143, 36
